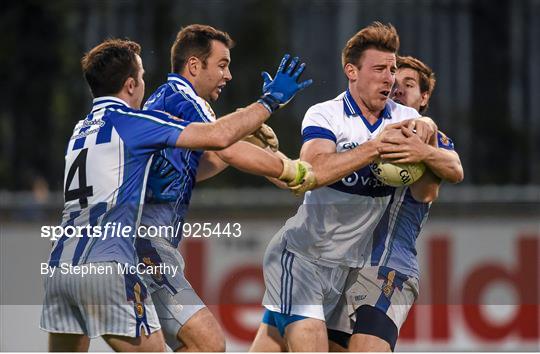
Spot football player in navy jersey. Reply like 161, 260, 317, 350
137, 24, 316, 352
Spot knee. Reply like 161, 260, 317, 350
205, 332, 226, 352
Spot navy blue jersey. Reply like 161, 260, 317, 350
140, 74, 216, 247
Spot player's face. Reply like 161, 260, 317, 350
351, 49, 396, 113
133, 54, 146, 109
198, 40, 232, 102
391, 67, 428, 112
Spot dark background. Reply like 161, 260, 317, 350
2, 0, 540, 192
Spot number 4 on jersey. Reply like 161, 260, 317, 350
64, 148, 94, 208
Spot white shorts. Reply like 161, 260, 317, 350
326, 266, 419, 334
136, 237, 205, 350
262, 235, 349, 321
40, 261, 160, 338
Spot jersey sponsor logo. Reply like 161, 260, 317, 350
340, 169, 387, 188
342, 141, 359, 150
70, 119, 105, 140
331, 165, 393, 196
342, 172, 359, 186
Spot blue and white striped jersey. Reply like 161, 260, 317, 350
369, 131, 456, 278
280, 90, 421, 268
140, 74, 216, 247
48, 97, 189, 267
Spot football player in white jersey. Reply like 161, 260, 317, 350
40, 38, 312, 352
136, 24, 315, 352
325, 56, 463, 351
251, 23, 440, 352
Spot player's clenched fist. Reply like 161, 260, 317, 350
279, 159, 317, 196
258, 54, 313, 113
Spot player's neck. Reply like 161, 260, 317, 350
178, 71, 203, 98
349, 90, 383, 124
114, 92, 138, 109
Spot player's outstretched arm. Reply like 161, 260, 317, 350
216, 141, 316, 191
173, 54, 312, 151
196, 151, 230, 182
175, 102, 269, 150
215, 141, 283, 178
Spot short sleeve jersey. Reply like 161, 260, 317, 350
48, 97, 189, 267
280, 90, 421, 268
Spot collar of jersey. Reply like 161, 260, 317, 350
91, 96, 129, 113
167, 73, 198, 96
343, 89, 392, 133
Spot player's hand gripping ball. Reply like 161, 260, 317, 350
370, 160, 426, 187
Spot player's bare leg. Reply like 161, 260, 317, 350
284, 318, 328, 352
328, 340, 348, 352
249, 323, 287, 352
174, 307, 225, 352
348, 333, 391, 352
103, 329, 166, 352
48, 333, 90, 352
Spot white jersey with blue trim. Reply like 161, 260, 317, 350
48, 97, 189, 267
140, 74, 216, 247
280, 91, 420, 268
368, 131, 456, 278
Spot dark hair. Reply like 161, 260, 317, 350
342, 22, 400, 68
397, 56, 436, 113
81, 39, 141, 97
171, 24, 234, 73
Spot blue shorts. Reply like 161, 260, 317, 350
261, 309, 307, 337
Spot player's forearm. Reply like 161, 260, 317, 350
216, 141, 283, 178
196, 151, 229, 182
175, 103, 270, 150
422, 148, 464, 184
306, 140, 380, 187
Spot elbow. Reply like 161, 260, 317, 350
411, 186, 439, 203
418, 189, 439, 203
447, 165, 464, 184
215, 146, 235, 162
212, 137, 233, 150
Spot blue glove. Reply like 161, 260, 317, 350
146, 154, 179, 203
258, 54, 313, 113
